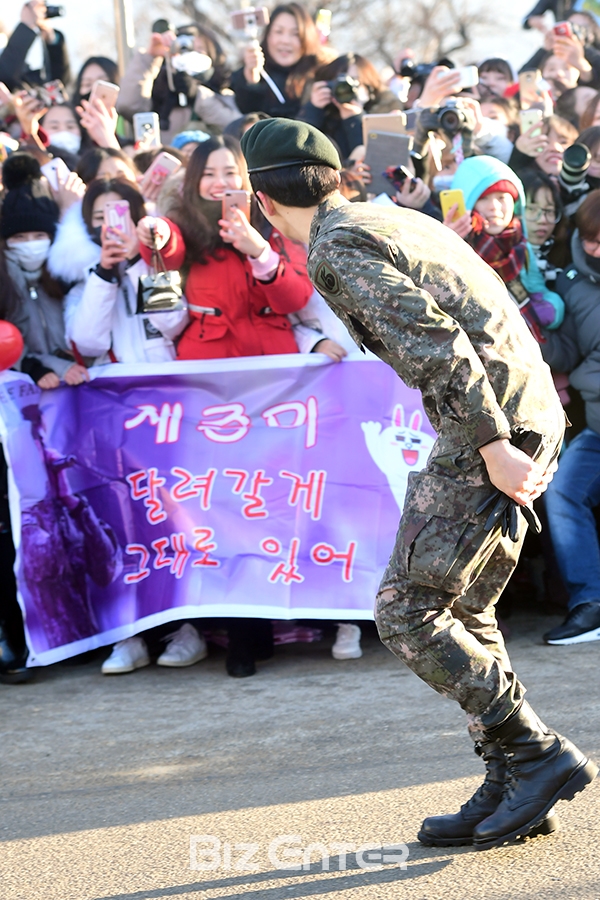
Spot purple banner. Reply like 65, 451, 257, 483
0, 356, 436, 666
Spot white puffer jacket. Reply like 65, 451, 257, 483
48, 203, 188, 364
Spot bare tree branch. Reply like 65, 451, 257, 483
160, 0, 492, 69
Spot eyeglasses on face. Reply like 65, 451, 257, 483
525, 204, 560, 223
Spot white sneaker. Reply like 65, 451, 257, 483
157, 623, 208, 667
102, 636, 150, 675
332, 623, 363, 660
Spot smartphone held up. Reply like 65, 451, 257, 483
222, 190, 251, 222
104, 199, 133, 240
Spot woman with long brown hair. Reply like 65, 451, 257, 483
139, 133, 312, 361
136, 134, 313, 677
230, 3, 325, 119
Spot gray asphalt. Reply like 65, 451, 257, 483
1, 608, 599, 900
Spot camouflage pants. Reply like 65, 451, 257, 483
375, 421, 564, 734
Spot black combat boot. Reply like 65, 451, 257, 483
0, 621, 31, 685
418, 739, 559, 846
473, 700, 598, 850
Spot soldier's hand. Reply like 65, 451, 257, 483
478, 438, 555, 505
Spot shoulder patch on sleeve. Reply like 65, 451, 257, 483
314, 260, 342, 296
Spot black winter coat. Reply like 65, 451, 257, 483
542, 232, 600, 434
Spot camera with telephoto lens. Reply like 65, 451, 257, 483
558, 143, 592, 213
45, 5, 65, 17
559, 142, 591, 192
327, 74, 360, 104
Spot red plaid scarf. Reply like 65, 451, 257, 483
467, 213, 528, 284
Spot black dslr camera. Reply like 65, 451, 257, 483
412, 98, 477, 159
398, 59, 435, 81
327, 74, 360, 104
418, 98, 477, 139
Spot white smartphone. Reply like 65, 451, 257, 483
456, 65, 479, 90
41, 157, 71, 191
133, 112, 161, 148
519, 107, 543, 135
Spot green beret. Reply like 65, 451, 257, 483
241, 118, 342, 174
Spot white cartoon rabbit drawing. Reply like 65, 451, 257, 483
361, 404, 435, 510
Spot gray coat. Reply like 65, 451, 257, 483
7, 259, 73, 378
542, 233, 600, 435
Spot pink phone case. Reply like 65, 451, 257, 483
146, 153, 182, 186
104, 200, 132, 237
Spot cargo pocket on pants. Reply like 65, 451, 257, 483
407, 515, 497, 596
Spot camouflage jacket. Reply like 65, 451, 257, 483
308, 194, 562, 453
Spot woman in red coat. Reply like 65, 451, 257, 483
138, 134, 312, 360
137, 135, 312, 678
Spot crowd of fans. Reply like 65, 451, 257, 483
2, 0, 600, 686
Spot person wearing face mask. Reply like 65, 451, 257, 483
137, 134, 312, 361
540, 189, 600, 645
230, 3, 326, 120
58, 176, 199, 677
40, 103, 83, 157
0, 152, 87, 390
444, 155, 564, 343
72, 56, 119, 109
117, 23, 239, 146
135, 134, 314, 677
62, 177, 188, 367
298, 53, 403, 161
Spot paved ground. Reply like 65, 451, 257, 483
1, 608, 599, 900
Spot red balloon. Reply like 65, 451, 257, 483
0, 320, 24, 372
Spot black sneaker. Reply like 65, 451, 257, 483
544, 602, 600, 645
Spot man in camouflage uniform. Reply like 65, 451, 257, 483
240, 118, 597, 850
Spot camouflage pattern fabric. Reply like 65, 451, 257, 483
307, 194, 565, 729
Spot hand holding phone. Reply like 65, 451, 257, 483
553, 21, 573, 38
518, 70, 543, 110
41, 157, 71, 191
222, 190, 251, 223
139, 151, 182, 201
519, 108, 543, 137
90, 80, 120, 110
104, 199, 133, 238
231, 7, 270, 34
364, 131, 413, 196
455, 65, 479, 90
440, 188, 467, 221
100, 224, 128, 269
133, 112, 161, 148
219, 202, 267, 258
